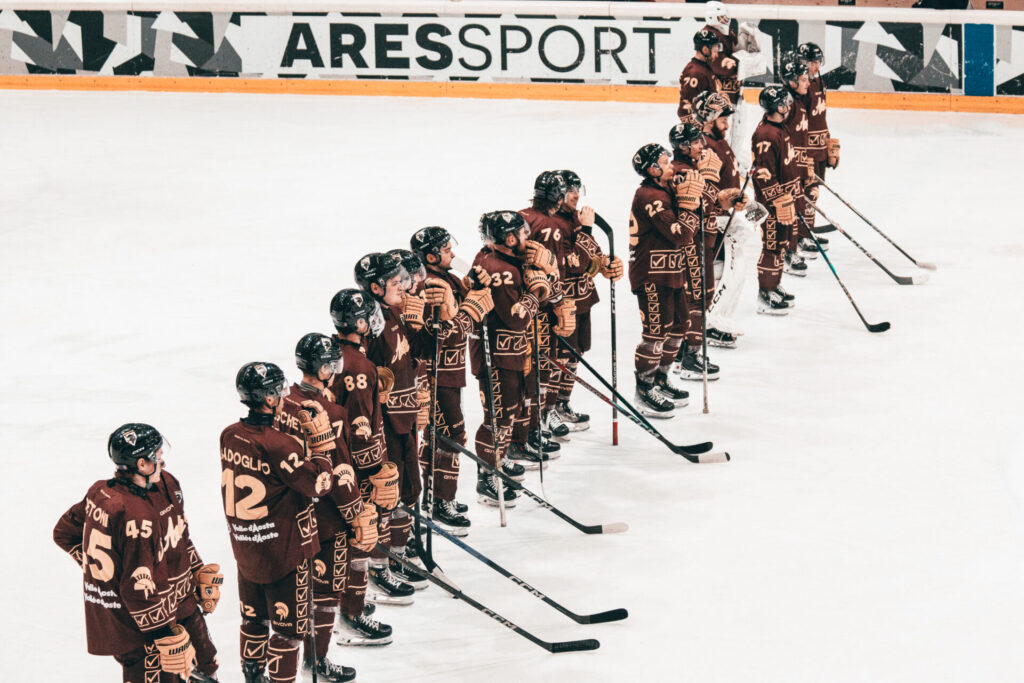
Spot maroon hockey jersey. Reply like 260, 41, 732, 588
628, 179, 696, 292
469, 247, 537, 375
751, 116, 804, 206
425, 266, 474, 389
366, 304, 434, 435
329, 338, 385, 477
805, 76, 829, 162
677, 58, 721, 121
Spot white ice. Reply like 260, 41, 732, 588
2, 90, 1023, 682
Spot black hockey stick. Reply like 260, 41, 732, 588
436, 433, 628, 535
592, 213, 619, 446
816, 175, 935, 270
417, 304, 442, 566
696, 203, 709, 414
710, 172, 752, 264
797, 214, 891, 333
555, 337, 724, 459
533, 316, 547, 496
379, 545, 600, 653
545, 351, 728, 464
409, 509, 629, 625
479, 305, 509, 527
812, 203, 928, 286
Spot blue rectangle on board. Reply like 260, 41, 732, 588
964, 23, 995, 97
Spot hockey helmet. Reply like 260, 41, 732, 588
354, 252, 404, 293
693, 91, 734, 124
758, 85, 792, 114
410, 226, 456, 263
704, 1, 731, 31
295, 332, 342, 376
668, 123, 705, 153
632, 143, 668, 177
108, 423, 166, 473
235, 361, 289, 408
479, 210, 529, 247
693, 29, 723, 53
798, 42, 823, 65
330, 288, 385, 337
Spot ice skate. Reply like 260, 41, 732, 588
757, 288, 791, 315
635, 375, 676, 419
554, 399, 590, 431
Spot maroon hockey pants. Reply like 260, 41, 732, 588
474, 366, 526, 468
757, 214, 789, 291
418, 385, 465, 502
557, 311, 591, 401
635, 283, 689, 379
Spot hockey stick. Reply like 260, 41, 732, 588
697, 203, 709, 414
812, 203, 928, 286
410, 510, 629, 624
797, 214, 891, 333
592, 214, 619, 446
816, 175, 935, 270
379, 545, 600, 653
554, 337, 725, 460
710, 172, 752, 264
545, 351, 729, 464
533, 317, 548, 498
423, 304, 442, 564
479, 313, 508, 527
436, 433, 628, 534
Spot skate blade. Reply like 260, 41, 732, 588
797, 250, 819, 259
367, 590, 415, 607
676, 371, 720, 382
707, 339, 737, 349
671, 398, 690, 407
431, 521, 471, 537
477, 494, 518, 508
336, 632, 393, 647
564, 421, 590, 432
757, 307, 790, 316
784, 268, 808, 277
508, 459, 548, 471
637, 408, 676, 419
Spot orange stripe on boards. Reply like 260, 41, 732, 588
1, 74, 1022, 114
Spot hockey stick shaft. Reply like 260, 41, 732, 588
797, 214, 890, 333
711, 172, 753, 264
479, 317, 508, 527
592, 214, 619, 446
410, 509, 628, 624
533, 318, 546, 493
425, 305, 441, 562
379, 545, 600, 653
436, 433, 628, 534
697, 204, 709, 414
812, 204, 922, 285
816, 175, 935, 269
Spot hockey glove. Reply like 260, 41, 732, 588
717, 187, 747, 211
369, 462, 400, 510
522, 266, 551, 301
154, 625, 196, 681
585, 255, 603, 278
424, 278, 458, 321
697, 149, 723, 183
194, 564, 223, 614
349, 502, 379, 552
772, 194, 797, 226
745, 201, 769, 226
298, 400, 335, 455
400, 292, 425, 330
523, 240, 557, 275
720, 56, 737, 71
673, 170, 705, 212
462, 265, 493, 291
553, 298, 577, 338
376, 367, 394, 404
458, 287, 493, 323
416, 385, 431, 430
511, 292, 540, 320
600, 255, 624, 282
827, 137, 840, 169
806, 185, 820, 202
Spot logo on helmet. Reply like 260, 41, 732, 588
123, 430, 137, 447
319, 338, 331, 352
254, 364, 267, 378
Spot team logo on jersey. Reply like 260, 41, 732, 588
314, 559, 327, 577
333, 463, 356, 489
123, 430, 137, 446
175, 490, 183, 502
254, 364, 267, 378
813, 98, 826, 116
315, 472, 332, 496
392, 336, 410, 363
131, 567, 157, 598
274, 602, 289, 619
797, 115, 808, 132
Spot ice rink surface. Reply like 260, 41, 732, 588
2, 89, 1024, 682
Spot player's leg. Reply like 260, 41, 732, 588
757, 214, 792, 314
555, 311, 591, 431
634, 283, 677, 417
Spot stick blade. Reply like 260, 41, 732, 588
868, 321, 891, 333
671, 441, 714, 456
911, 273, 930, 285
549, 638, 601, 653
917, 261, 937, 270
600, 522, 629, 534
582, 608, 629, 624
699, 451, 731, 464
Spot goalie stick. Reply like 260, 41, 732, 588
813, 204, 928, 286
436, 433, 628, 535
408, 508, 629, 625
379, 545, 601, 653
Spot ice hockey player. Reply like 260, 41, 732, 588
410, 226, 502, 535
520, 171, 577, 445
470, 210, 550, 504
276, 333, 377, 681
328, 288, 400, 642
52, 423, 215, 682
551, 169, 623, 430
751, 85, 803, 315
779, 53, 815, 272
692, 91, 762, 348
677, 29, 724, 124
221, 361, 335, 683
667, 122, 721, 382
799, 40, 836, 243
355, 250, 435, 596
628, 142, 705, 416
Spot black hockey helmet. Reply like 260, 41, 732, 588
669, 122, 706, 153
479, 210, 528, 247
555, 169, 583, 193
693, 29, 723, 52
295, 332, 342, 376
632, 143, 667, 177
693, 91, 734, 124
533, 171, 569, 205
759, 85, 793, 114
410, 226, 455, 263
354, 251, 403, 293
798, 42, 823, 64
330, 288, 385, 337
386, 248, 425, 291
235, 361, 289, 408
780, 52, 809, 84
108, 423, 165, 473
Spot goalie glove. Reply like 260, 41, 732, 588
369, 461, 400, 510
154, 625, 196, 681
745, 201, 769, 226
349, 503, 379, 552
523, 240, 557, 275
827, 137, 840, 169
458, 287, 493, 323
376, 367, 394, 404
600, 255, 624, 282
193, 564, 223, 614
553, 298, 576, 338
697, 149, 723, 183
717, 187, 747, 211
298, 400, 335, 455
522, 266, 551, 301
672, 170, 705, 212
772, 194, 797, 226
423, 278, 457, 321
400, 292, 425, 330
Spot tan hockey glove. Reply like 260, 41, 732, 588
194, 564, 223, 614
416, 385, 431, 430
349, 502, 379, 552
772, 194, 797, 226
424, 278, 458, 321
697, 149, 723, 183
522, 266, 551, 301
806, 185, 820, 202
298, 400, 335, 455
376, 367, 394, 404
553, 298, 577, 338
721, 56, 737, 71
584, 255, 603, 278
673, 170, 705, 211
511, 293, 539, 320
154, 625, 196, 681
461, 265, 493, 291
717, 188, 747, 211
369, 461, 400, 510
458, 287, 493, 323
523, 240, 557, 275
400, 292, 425, 330
827, 137, 840, 168
754, 167, 771, 182
600, 255, 624, 282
